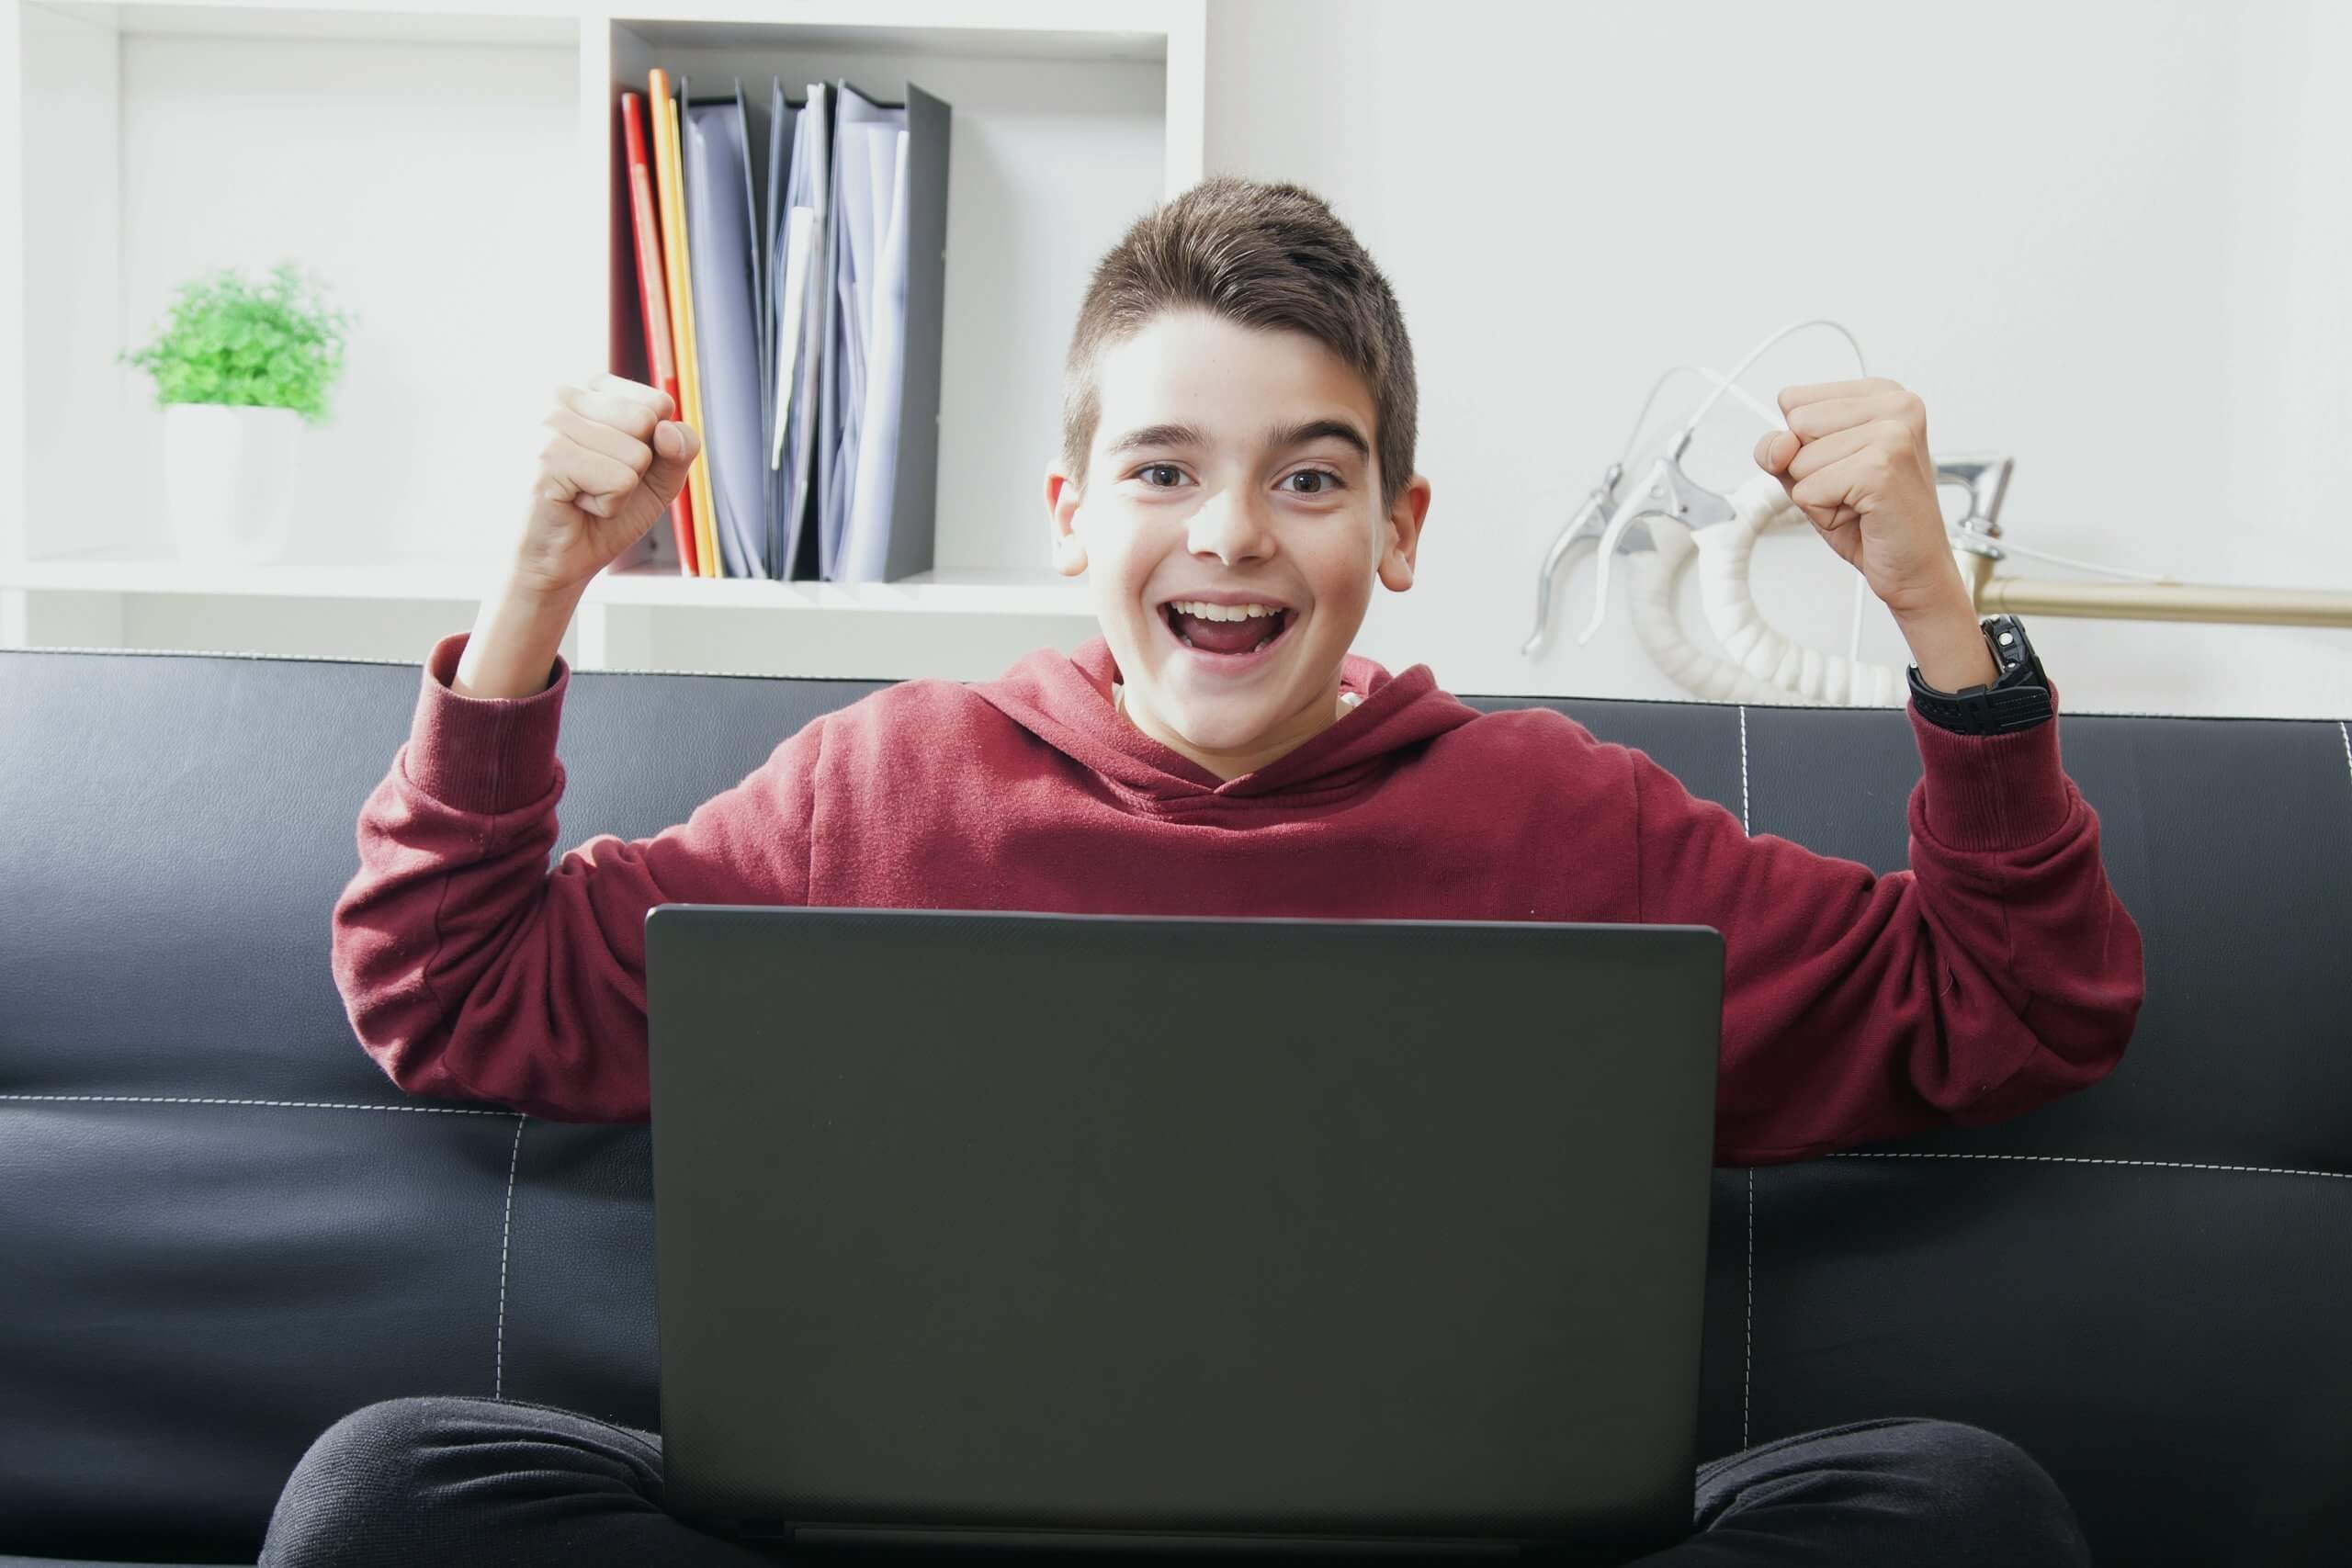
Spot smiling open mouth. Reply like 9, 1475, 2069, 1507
1159, 601, 1295, 657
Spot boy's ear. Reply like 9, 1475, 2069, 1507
1377, 473, 1431, 592
1045, 468, 1087, 576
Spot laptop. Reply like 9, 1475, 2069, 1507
645, 906, 1724, 1562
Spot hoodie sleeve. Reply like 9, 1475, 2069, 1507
329, 631, 823, 1123
1630, 678, 2146, 1165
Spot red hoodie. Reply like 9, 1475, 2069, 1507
331, 630, 2143, 1164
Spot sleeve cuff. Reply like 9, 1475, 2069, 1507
400, 630, 570, 815
1906, 673, 2075, 852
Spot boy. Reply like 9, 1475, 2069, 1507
270, 177, 2142, 1566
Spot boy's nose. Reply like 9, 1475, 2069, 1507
1184, 490, 1275, 564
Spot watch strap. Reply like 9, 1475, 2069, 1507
1907, 614, 2053, 735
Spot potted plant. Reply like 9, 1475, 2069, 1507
119, 262, 355, 564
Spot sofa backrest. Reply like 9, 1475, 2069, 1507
3, 645, 2347, 1565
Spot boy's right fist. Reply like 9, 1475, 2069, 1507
515, 372, 700, 597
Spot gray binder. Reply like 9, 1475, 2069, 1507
811, 80, 950, 582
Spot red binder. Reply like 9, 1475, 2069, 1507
620, 90, 696, 575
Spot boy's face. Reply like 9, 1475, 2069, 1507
1046, 309, 1430, 779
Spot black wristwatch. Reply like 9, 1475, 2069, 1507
1906, 613, 2053, 734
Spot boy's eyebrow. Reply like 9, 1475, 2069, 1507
1102, 418, 1373, 463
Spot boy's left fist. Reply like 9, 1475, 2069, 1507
1753, 378, 1959, 618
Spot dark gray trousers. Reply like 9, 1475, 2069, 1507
257, 1395, 2093, 1566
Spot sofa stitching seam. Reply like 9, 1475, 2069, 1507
1826, 1152, 2352, 1179
495, 1114, 526, 1399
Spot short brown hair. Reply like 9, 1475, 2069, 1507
1060, 175, 1418, 514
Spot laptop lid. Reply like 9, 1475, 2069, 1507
646, 907, 1723, 1559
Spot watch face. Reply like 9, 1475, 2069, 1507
1983, 616, 2039, 684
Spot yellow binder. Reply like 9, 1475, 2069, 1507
649, 69, 720, 578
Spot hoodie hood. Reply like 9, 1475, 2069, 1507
969, 635, 1483, 807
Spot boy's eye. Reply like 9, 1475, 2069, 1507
1137, 463, 1185, 488
1285, 468, 1343, 495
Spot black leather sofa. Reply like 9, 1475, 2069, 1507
4, 642, 2347, 1566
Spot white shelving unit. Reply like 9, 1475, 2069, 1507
0, 0, 1204, 678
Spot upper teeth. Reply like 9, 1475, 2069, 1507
1169, 601, 1282, 622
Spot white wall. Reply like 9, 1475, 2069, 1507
1202, 0, 2351, 719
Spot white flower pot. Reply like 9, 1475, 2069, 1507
164, 402, 305, 565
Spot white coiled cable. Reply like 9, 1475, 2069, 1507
1621, 520, 1796, 704
1692, 473, 1910, 706
1592, 355, 1905, 705
1600, 477, 1911, 707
